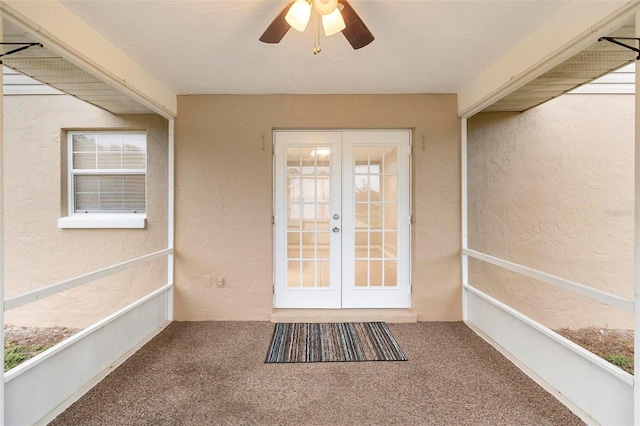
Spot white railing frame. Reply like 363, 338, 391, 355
461, 119, 469, 322
167, 119, 175, 321
465, 283, 634, 385
4, 248, 173, 312
634, 12, 640, 424
463, 248, 634, 313
0, 20, 6, 420
5, 283, 172, 382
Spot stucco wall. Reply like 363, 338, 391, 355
468, 94, 634, 329
5, 95, 168, 328
174, 94, 461, 321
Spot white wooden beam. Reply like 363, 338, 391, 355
464, 249, 634, 313
633, 11, 640, 426
167, 119, 175, 321
461, 119, 469, 322
0, 17, 5, 425
4, 248, 173, 311
458, 1, 640, 118
0, 0, 177, 119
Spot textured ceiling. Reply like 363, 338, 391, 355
58, 0, 571, 95
1, 1, 633, 115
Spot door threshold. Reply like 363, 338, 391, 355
270, 309, 417, 324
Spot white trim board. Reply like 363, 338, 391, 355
465, 285, 633, 425
458, 2, 640, 117
4, 285, 172, 425
0, 1, 177, 118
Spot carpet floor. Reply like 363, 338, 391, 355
50, 322, 584, 426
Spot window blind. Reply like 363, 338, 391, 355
70, 132, 147, 214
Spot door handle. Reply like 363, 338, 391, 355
332, 227, 340, 233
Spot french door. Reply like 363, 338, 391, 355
274, 130, 410, 309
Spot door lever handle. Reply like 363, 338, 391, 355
332, 227, 340, 233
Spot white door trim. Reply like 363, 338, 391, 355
274, 129, 411, 309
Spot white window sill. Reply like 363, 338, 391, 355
58, 214, 147, 229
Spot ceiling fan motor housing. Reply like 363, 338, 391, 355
314, 0, 339, 15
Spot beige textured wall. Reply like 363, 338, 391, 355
5, 95, 168, 328
468, 94, 634, 329
175, 94, 461, 321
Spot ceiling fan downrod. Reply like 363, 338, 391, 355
313, 11, 322, 55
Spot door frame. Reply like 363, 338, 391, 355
272, 129, 412, 309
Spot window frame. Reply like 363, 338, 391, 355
59, 130, 148, 229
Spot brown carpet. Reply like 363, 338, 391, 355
51, 322, 584, 426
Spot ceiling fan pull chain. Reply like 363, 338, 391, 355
313, 9, 322, 55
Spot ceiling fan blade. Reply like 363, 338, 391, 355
259, 2, 294, 44
338, 0, 374, 50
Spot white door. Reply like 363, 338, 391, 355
274, 130, 410, 309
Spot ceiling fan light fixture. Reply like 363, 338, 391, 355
285, 0, 312, 32
314, 0, 339, 15
322, 7, 346, 36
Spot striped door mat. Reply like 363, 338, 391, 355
265, 322, 407, 363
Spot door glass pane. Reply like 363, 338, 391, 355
287, 148, 301, 173
317, 237, 330, 259
385, 232, 398, 258
370, 232, 382, 257
355, 231, 368, 259
316, 153, 330, 175
286, 145, 332, 289
301, 148, 315, 175
352, 144, 400, 291
384, 204, 397, 230
355, 204, 368, 229
370, 147, 383, 174
287, 204, 301, 228
302, 244, 314, 259
384, 176, 398, 202
383, 147, 398, 174
288, 261, 301, 287
318, 261, 330, 287
370, 260, 383, 286
370, 203, 382, 229
288, 232, 301, 255
384, 260, 398, 287
354, 147, 369, 172
316, 232, 329, 246
301, 261, 315, 287
355, 176, 370, 202
355, 260, 368, 287
317, 204, 330, 231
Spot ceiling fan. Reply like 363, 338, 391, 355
259, 0, 374, 52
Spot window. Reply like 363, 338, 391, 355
58, 131, 147, 229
